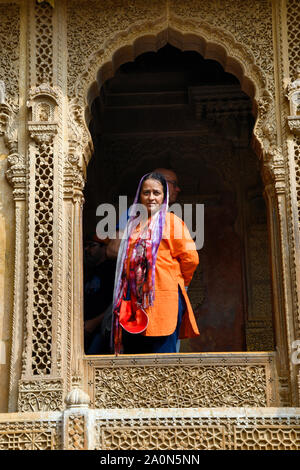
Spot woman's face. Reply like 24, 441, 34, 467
140, 178, 164, 215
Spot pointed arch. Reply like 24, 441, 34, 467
68, 22, 275, 168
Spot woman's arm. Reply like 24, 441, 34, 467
168, 213, 199, 286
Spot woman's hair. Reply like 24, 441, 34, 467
138, 172, 168, 201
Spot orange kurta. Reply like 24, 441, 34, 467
126, 212, 200, 338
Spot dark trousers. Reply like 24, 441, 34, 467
122, 287, 185, 354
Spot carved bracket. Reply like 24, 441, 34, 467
286, 68, 300, 136
0, 81, 26, 199
64, 149, 85, 204
68, 98, 93, 165
261, 146, 285, 194
65, 98, 93, 202
0, 103, 10, 137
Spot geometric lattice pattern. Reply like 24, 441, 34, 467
95, 416, 300, 450
101, 426, 225, 450
0, 430, 54, 450
287, 0, 300, 79
35, 2, 53, 86
1, 414, 299, 450
234, 426, 300, 450
67, 415, 87, 450
32, 143, 54, 375
30, 3, 55, 376
0, 413, 299, 450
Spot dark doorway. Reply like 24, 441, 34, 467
83, 44, 275, 354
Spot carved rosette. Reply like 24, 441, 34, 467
0, 420, 58, 450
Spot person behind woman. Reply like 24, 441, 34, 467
112, 172, 200, 354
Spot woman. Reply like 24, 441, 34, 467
112, 172, 200, 354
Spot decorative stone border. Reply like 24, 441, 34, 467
0, 407, 299, 450
85, 352, 278, 409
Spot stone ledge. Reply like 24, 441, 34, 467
0, 408, 299, 450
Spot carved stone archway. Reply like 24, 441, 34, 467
70, 25, 276, 168
0, 0, 299, 450
65, 23, 294, 408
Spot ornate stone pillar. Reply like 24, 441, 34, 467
11, 0, 70, 412
286, 69, 300, 404
9, 0, 94, 413
17, 83, 64, 411
1, 86, 26, 412
277, 0, 300, 405
262, 151, 294, 406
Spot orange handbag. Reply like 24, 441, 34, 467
119, 299, 148, 334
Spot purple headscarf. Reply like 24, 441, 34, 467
111, 172, 169, 344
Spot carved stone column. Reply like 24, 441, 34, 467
287, 68, 300, 136
262, 149, 295, 406
1, 81, 27, 412
64, 101, 93, 396
13, 1, 68, 412
17, 83, 64, 412
11, 1, 94, 411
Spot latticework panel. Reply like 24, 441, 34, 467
32, 143, 54, 375
0, 417, 60, 450
101, 426, 225, 450
234, 426, 300, 450
95, 415, 300, 450
287, 0, 300, 79
35, 2, 53, 86
0, 429, 54, 450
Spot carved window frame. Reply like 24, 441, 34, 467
2, 1, 299, 412
68, 25, 293, 407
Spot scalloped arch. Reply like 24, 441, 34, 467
77, 24, 273, 163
